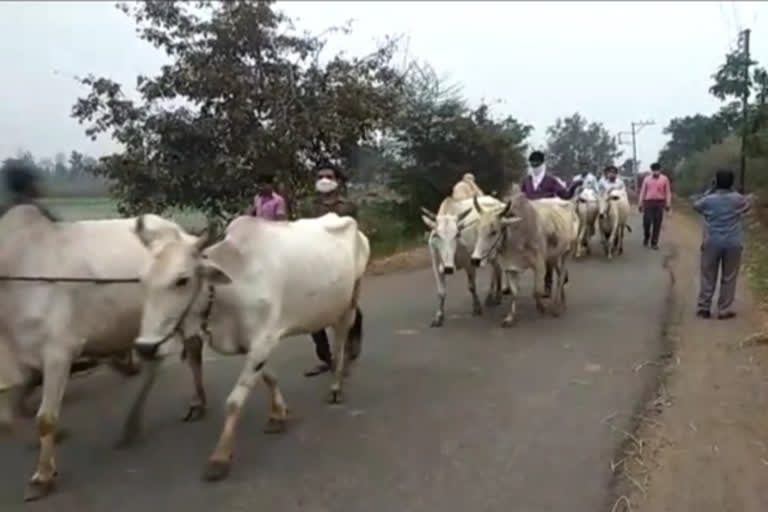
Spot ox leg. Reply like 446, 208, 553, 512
532, 259, 547, 314
466, 266, 483, 316
549, 260, 566, 317
261, 368, 289, 434
618, 225, 625, 255
501, 271, 520, 328
182, 335, 207, 422
431, 271, 447, 328
108, 349, 141, 377
204, 342, 272, 482
25, 352, 72, 501
327, 307, 359, 404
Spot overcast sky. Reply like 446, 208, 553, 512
1, 1, 766, 171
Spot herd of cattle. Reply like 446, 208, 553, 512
0, 174, 632, 502
420, 175, 632, 327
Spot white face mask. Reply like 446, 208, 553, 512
315, 178, 338, 194
529, 163, 545, 176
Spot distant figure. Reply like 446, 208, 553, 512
0, 160, 55, 220
452, 172, 484, 200
692, 169, 752, 319
638, 163, 671, 249
250, 173, 286, 221
599, 165, 626, 195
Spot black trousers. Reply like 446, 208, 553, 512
642, 199, 666, 246
310, 330, 333, 366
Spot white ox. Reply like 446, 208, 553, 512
470, 195, 578, 327
574, 188, 599, 258
421, 195, 506, 327
0, 204, 198, 501
131, 213, 369, 482
598, 188, 632, 259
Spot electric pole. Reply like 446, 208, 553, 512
630, 121, 655, 175
739, 28, 751, 193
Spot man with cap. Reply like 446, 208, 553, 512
519, 150, 581, 296
250, 173, 287, 221
298, 162, 360, 377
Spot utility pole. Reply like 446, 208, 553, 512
630, 121, 655, 176
739, 28, 751, 193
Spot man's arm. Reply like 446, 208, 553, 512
692, 194, 709, 214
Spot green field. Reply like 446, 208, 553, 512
41, 197, 208, 230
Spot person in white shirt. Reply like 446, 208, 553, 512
572, 163, 600, 200
599, 165, 626, 195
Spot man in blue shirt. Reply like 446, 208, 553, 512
692, 169, 752, 319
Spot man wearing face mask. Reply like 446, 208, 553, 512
519, 150, 581, 296
298, 163, 360, 377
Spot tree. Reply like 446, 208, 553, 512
545, 113, 621, 178
657, 112, 735, 170
387, 63, 531, 229
71, 0, 406, 219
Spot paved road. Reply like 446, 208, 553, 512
0, 223, 668, 511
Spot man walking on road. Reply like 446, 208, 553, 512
638, 163, 672, 249
692, 169, 752, 319
298, 163, 361, 377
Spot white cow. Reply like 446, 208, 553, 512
132, 213, 369, 482
574, 188, 599, 258
598, 188, 632, 259
0, 204, 199, 501
421, 195, 506, 327
470, 194, 578, 327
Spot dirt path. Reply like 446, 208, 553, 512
614, 209, 768, 511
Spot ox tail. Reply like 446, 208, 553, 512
347, 307, 364, 362
625, 223, 633, 233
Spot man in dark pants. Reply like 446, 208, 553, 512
638, 163, 672, 249
692, 169, 751, 319
298, 163, 361, 377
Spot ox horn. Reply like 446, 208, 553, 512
420, 207, 437, 219
499, 200, 512, 218
473, 195, 484, 213
457, 207, 472, 222
194, 219, 218, 253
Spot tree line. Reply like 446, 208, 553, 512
658, 33, 768, 196
1, 150, 107, 197
62, 0, 621, 233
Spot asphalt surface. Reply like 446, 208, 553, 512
0, 219, 668, 511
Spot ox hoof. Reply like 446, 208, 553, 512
203, 460, 231, 482
183, 403, 206, 423
535, 301, 547, 314
472, 304, 483, 316
430, 317, 444, 328
502, 288, 512, 296
501, 318, 516, 328
24, 478, 56, 502
326, 388, 345, 404
263, 417, 288, 434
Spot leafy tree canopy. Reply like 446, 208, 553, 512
545, 113, 621, 178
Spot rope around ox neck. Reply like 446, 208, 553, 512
0, 276, 141, 284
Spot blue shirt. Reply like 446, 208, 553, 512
692, 190, 750, 248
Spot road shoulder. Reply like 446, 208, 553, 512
613, 209, 768, 511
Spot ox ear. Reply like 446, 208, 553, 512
421, 215, 436, 230
457, 208, 472, 223
197, 259, 232, 285
500, 216, 522, 226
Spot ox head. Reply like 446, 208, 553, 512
470, 196, 520, 267
133, 216, 229, 360
598, 192, 622, 219
422, 206, 472, 275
